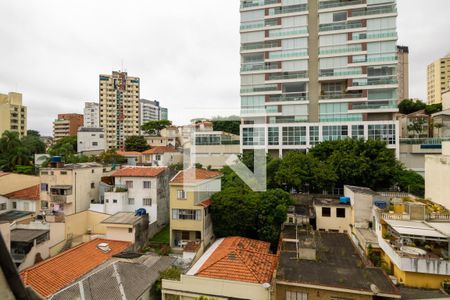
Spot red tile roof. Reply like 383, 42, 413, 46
116, 151, 142, 156
20, 238, 130, 297
170, 168, 222, 184
142, 146, 178, 155
195, 237, 278, 284
197, 199, 212, 208
112, 166, 167, 177
4, 185, 40, 201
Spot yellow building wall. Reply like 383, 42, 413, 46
0, 174, 40, 195
65, 210, 110, 238
381, 251, 448, 289
276, 283, 373, 300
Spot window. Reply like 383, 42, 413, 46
113, 199, 118, 204
196, 231, 201, 239
155, 154, 161, 161
0, 203, 6, 210
12, 202, 17, 209
172, 209, 201, 220
322, 207, 331, 217
23, 202, 29, 211
181, 231, 190, 240
125, 181, 133, 188
60, 171, 67, 175
336, 208, 346, 218
143, 181, 151, 189
286, 291, 308, 300
143, 198, 152, 206
128, 228, 133, 233
93, 142, 98, 146
128, 198, 135, 205
40, 183, 48, 192
106, 199, 109, 203
91, 183, 95, 189
41, 171, 48, 175
91, 169, 95, 173
177, 190, 186, 200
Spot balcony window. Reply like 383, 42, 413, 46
125, 181, 133, 188
336, 208, 346, 218
177, 190, 186, 200
172, 209, 201, 220
143, 181, 151, 189
322, 207, 331, 217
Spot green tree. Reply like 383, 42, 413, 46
141, 120, 172, 135
124, 135, 150, 152
212, 116, 241, 135
424, 103, 442, 115
394, 168, 425, 197
0, 131, 31, 171
98, 150, 127, 165
48, 136, 77, 157
273, 151, 337, 193
154, 267, 181, 295
407, 119, 427, 137
433, 121, 445, 137
398, 99, 426, 115
22, 134, 46, 155
26, 130, 41, 137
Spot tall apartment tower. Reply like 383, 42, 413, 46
83, 102, 100, 128
139, 99, 168, 126
427, 53, 450, 104
397, 45, 409, 101
99, 71, 140, 150
0, 92, 27, 137
240, 0, 400, 157
53, 113, 84, 141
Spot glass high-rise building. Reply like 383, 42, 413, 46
240, 0, 400, 157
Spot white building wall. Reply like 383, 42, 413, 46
83, 102, 99, 128
425, 142, 450, 209
77, 129, 106, 154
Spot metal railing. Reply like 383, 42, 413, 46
319, 0, 364, 10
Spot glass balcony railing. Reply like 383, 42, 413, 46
351, 6, 397, 17
352, 78, 398, 87
320, 46, 363, 55
268, 93, 308, 102
241, 41, 280, 51
269, 27, 308, 37
269, 4, 308, 15
319, 69, 363, 77
268, 72, 308, 81
319, 93, 364, 100
241, 63, 280, 72
241, 0, 279, 9
366, 55, 398, 63
269, 50, 308, 59
240, 19, 280, 30
351, 101, 398, 110
241, 84, 279, 94
241, 107, 279, 114
319, 21, 364, 32
352, 31, 397, 40
319, 0, 364, 10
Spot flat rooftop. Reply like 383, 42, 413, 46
277, 230, 399, 297
345, 185, 378, 196
399, 287, 450, 299
11, 229, 49, 243
101, 212, 142, 225
313, 198, 351, 207
0, 210, 33, 222
385, 219, 449, 240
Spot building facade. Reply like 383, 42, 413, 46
53, 113, 84, 141
425, 141, 450, 210
77, 127, 106, 155
83, 102, 99, 128
240, 0, 400, 157
397, 45, 409, 101
99, 71, 140, 150
139, 99, 168, 126
427, 53, 450, 104
0, 92, 27, 137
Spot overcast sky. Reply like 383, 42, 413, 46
0, 0, 449, 136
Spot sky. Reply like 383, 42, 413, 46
0, 0, 449, 136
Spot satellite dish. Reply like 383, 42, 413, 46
370, 284, 380, 295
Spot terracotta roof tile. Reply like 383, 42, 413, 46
170, 168, 222, 184
195, 237, 278, 284
197, 199, 212, 208
4, 185, 40, 201
20, 238, 130, 298
142, 146, 178, 155
116, 151, 142, 156
111, 166, 167, 177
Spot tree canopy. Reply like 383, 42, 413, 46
48, 136, 77, 157
141, 120, 172, 136
0, 131, 33, 172
211, 116, 241, 135
398, 99, 426, 115
125, 135, 150, 152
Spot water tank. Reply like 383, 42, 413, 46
51, 156, 62, 163
135, 208, 147, 216
339, 197, 350, 204
374, 200, 387, 209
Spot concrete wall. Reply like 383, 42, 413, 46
314, 205, 352, 233
345, 187, 374, 228
65, 210, 109, 238
162, 275, 269, 300
425, 146, 450, 209
77, 129, 106, 153
191, 144, 240, 169
105, 225, 135, 243
0, 174, 39, 195
275, 282, 373, 300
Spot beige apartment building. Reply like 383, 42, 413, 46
427, 53, 450, 104
397, 46, 409, 101
99, 71, 140, 150
53, 113, 83, 141
0, 92, 27, 137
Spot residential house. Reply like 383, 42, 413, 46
50, 254, 175, 300
314, 198, 352, 234
162, 237, 278, 300
39, 162, 110, 216
142, 146, 182, 167
116, 151, 143, 165
77, 127, 106, 155
145, 126, 178, 148
90, 167, 170, 235
169, 168, 222, 253
432, 109, 450, 137
0, 172, 40, 198
275, 227, 400, 300
0, 185, 40, 214
20, 238, 130, 298
101, 212, 150, 251
373, 201, 450, 289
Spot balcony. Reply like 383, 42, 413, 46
241, 63, 280, 73
319, 0, 364, 10
320, 46, 363, 56
352, 31, 397, 41
319, 93, 364, 100
351, 77, 398, 88
350, 6, 397, 18
268, 4, 308, 16
240, 84, 280, 95
268, 27, 308, 38
319, 68, 363, 78
268, 92, 308, 103
240, 0, 279, 9
268, 50, 308, 60
241, 41, 280, 52
350, 101, 398, 111
319, 21, 364, 32
267, 72, 308, 82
